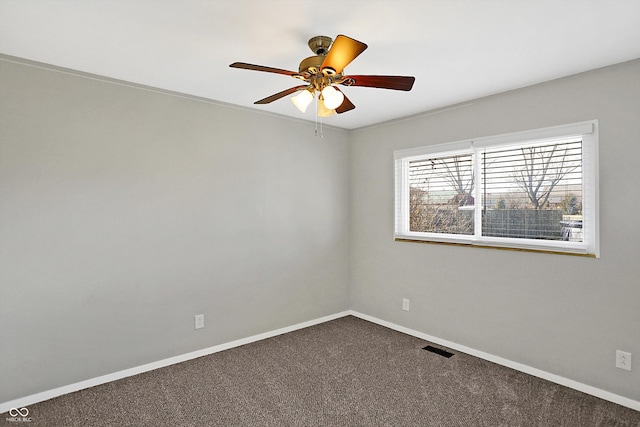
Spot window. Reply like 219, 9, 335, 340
394, 121, 599, 257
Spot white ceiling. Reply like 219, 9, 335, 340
1, 0, 639, 130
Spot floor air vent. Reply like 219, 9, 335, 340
423, 345, 454, 358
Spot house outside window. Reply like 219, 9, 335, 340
394, 120, 599, 257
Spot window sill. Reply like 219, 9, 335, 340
394, 237, 597, 258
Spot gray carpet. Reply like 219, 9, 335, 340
3, 316, 639, 426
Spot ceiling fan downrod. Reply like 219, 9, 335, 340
308, 35, 333, 55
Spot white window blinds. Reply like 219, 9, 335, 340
480, 138, 583, 240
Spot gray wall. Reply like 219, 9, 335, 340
349, 59, 640, 401
0, 59, 350, 402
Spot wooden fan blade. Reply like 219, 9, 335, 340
335, 88, 355, 114
230, 62, 297, 77
321, 35, 367, 74
342, 75, 415, 91
254, 85, 309, 104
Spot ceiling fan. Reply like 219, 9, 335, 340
230, 35, 415, 117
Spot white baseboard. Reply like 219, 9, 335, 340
347, 310, 640, 412
2, 309, 638, 414
0, 311, 350, 414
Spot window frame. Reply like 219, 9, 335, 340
394, 120, 599, 257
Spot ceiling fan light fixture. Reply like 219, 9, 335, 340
317, 98, 336, 117
321, 85, 344, 110
291, 88, 314, 113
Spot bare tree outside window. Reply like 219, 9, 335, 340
409, 154, 474, 235
434, 156, 474, 206
513, 144, 581, 210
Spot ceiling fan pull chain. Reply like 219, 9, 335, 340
315, 97, 318, 137
314, 97, 323, 138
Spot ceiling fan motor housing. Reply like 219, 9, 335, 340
298, 55, 324, 75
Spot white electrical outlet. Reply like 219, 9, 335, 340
402, 298, 410, 311
195, 314, 205, 330
616, 350, 631, 371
